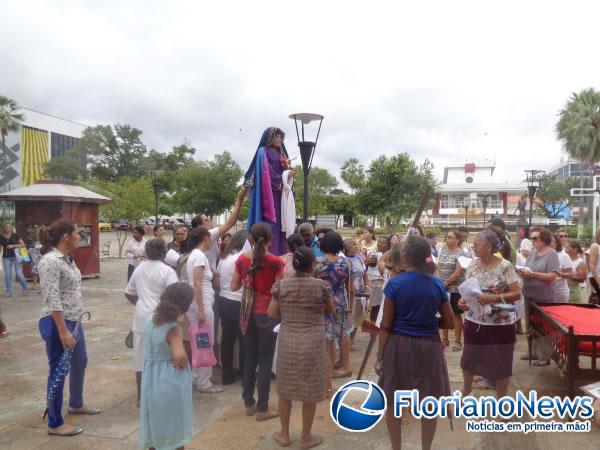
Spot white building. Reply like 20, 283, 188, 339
431, 162, 527, 226
0, 108, 87, 193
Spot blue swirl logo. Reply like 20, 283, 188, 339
330, 380, 387, 432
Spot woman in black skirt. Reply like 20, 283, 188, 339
377, 236, 454, 450
458, 230, 521, 398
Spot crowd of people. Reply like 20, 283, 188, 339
4, 209, 600, 449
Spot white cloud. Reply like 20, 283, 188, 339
2, 0, 599, 186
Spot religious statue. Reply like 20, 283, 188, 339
244, 127, 294, 256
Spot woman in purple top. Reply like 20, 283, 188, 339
244, 127, 294, 256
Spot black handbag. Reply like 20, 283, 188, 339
125, 330, 133, 349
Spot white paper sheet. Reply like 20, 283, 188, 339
458, 277, 490, 318
457, 256, 473, 270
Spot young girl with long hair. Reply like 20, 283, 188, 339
139, 282, 195, 450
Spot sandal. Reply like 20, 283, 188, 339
301, 434, 323, 450
332, 370, 352, 379
452, 342, 462, 352
0, 331, 8, 338
256, 408, 279, 422
196, 385, 224, 393
48, 426, 83, 436
272, 432, 291, 447
68, 406, 102, 415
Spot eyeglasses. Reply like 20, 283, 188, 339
558, 234, 567, 238
531, 236, 540, 241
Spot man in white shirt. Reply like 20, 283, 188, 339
124, 239, 178, 405
190, 188, 246, 271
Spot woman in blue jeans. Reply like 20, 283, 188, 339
38, 219, 101, 437
0, 223, 28, 297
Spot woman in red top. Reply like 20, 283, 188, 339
231, 222, 284, 421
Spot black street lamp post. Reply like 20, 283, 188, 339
289, 113, 324, 222
524, 170, 544, 226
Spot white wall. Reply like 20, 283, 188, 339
446, 166, 494, 184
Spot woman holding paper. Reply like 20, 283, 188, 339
438, 229, 466, 351
458, 230, 521, 399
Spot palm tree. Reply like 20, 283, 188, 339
556, 88, 600, 237
340, 158, 365, 194
0, 96, 24, 155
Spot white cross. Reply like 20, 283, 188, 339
570, 175, 600, 235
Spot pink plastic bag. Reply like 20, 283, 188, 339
188, 323, 217, 368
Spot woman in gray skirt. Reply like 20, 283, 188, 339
377, 236, 454, 450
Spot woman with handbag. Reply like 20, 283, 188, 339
0, 223, 29, 298
231, 222, 285, 421
186, 227, 223, 393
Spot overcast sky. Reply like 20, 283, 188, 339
3, 1, 599, 186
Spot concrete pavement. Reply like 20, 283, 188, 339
1, 257, 599, 449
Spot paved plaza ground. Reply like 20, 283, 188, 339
1, 233, 599, 449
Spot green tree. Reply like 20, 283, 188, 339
357, 154, 435, 225
293, 166, 338, 218
173, 151, 243, 216
325, 193, 356, 229
143, 141, 196, 192
0, 95, 24, 153
535, 174, 579, 218
556, 88, 600, 235
79, 124, 148, 182
85, 177, 154, 257
340, 158, 365, 193
43, 149, 88, 181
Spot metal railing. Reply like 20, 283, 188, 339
440, 199, 504, 209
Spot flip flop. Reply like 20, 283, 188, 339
533, 360, 550, 367
68, 407, 102, 415
452, 342, 462, 352
301, 434, 323, 450
475, 379, 494, 390
47, 426, 83, 436
519, 354, 538, 361
272, 432, 291, 447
